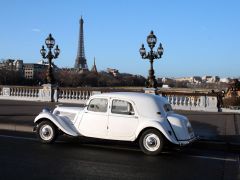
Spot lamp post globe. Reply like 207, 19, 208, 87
45, 34, 55, 49
40, 33, 60, 84
157, 43, 164, 57
40, 46, 46, 58
139, 44, 146, 57
147, 30, 157, 49
54, 45, 60, 58
139, 31, 164, 90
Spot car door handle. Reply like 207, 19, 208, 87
134, 116, 138, 119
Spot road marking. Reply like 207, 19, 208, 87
0, 134, 238, 162
189, 155, 237, 162
161, 152, 237, 162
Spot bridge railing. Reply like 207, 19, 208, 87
0, 85, 221, 112
159, 91, 218, 112
57, 87, 100, 104
0, 86, 41, 101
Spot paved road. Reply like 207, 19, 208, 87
0, 130, 239, 180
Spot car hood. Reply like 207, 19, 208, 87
52, 106, 84, 122
53, 106, 84, 114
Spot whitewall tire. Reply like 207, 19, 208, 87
36, 121, 58, 144
139, 129, 164, 155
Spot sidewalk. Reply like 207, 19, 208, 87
178, 110, 240, 148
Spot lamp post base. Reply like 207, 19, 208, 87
39, 84, 58, 102
144, 88, 159, 95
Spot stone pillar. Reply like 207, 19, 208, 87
39, 84, 58, 102
206, 96, 218, 112
92, 91, 101, 95
2, 87, 10, 97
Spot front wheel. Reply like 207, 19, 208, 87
36, 121, 58, 144
139, 129, 164, 155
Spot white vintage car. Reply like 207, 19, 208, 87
34, 92, 196, 155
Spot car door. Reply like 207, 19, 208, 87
79, 98, 108, 139
108, 99, 139, 141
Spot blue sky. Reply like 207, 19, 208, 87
0, 0, 240, 78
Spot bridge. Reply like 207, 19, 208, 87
0, 84, 239, 145
0, 85, 239, 113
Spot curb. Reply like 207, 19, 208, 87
0, 124, 33, 133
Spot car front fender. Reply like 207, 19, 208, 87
34, 111, 79, 137
135, 120, 179, 145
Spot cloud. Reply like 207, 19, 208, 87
32, 28, 41, 32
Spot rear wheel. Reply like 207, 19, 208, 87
36, 121, 58, 144
139, 129, 164, 155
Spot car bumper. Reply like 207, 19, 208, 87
33, 125, 37, 132
178, 136, 199, 146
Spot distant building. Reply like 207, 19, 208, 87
23, 63, 47, 79
0, 59, 23, 72
107, 68, 119, 77
175, 77, 191, 82
91, 57, 98, 74
220, 78, 231, 83
192, 76, 202, 84
37, 59, 48, 65
0, 59, 52, 80
202, 76, 220, 83
175, 76, 202, 84
162, 77, 175, 84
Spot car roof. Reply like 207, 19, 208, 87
90, 92, 169, 118
91, 92, 168, 104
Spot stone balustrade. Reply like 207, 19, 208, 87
0, 86, 41, 101
11, 87, 40, 98
0, 85, 226, 112
57, 87, 101, 104
160, 91, 218, 112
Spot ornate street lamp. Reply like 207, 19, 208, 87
139, 31, 164, 89
40, 34, 60, 84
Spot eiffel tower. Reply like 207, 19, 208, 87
74, 17, 88, 70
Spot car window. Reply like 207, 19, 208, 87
163, 104, 173, 112
111, 99, 134, 115
88, 98, 108, 112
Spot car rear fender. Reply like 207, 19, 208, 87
34, 111, 79, 137
135, 121, 179, 145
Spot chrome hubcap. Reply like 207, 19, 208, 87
143, 133, 160, 152
40, 124, 53, 141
